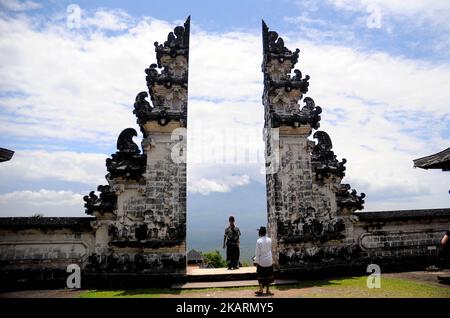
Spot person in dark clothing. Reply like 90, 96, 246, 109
223, 216, 241, 270
439, 229, 450, 269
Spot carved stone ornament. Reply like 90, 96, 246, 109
105, 128, 147, 181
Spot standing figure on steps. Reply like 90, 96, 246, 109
254, 226, 274, 296
440, 228, 450, 269
223, 216, 241, 270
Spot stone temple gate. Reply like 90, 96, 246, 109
262, 21, 366, 273
82, 17, 190, 279
0, 18, 449, 288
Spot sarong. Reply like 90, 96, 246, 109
257, 264, 274, 287
226, 243, 240, 263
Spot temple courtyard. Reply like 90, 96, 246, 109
1, 270, 449, 298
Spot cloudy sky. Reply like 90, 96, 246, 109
0, 0, 449, 242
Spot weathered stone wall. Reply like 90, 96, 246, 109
0, 217, 95, 289
1, 19, 449, 290
1, 18, 191, 289
261, 21, 450, 276
277, 209, 450, 275
354, 209, 450, 269
81, 17, 190, 279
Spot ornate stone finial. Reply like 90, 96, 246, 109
133, 91, 153, 127
105, 128, 147, 181
262, 20, 300, 66
336, 184, 366, 211
313, 131, 333, 152
138, 17, 190, 129
117, 128, 140, 153
154, 16, 190, 67
299, 97, 322, 129
311, 131, 347, 181
83, 185, 117, 216
262, 20, 316, 131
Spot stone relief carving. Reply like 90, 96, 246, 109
311, 131, 347, 181
83, 185, 117, 216
84, 17, 189, 274
336, 184, 366, 211
263, 21, 366, 270
132, 17, 190, 132
105, 128, 146, 181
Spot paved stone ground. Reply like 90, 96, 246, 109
186, 266, 256, 276
0, 289, 84, 298
383, 270, 450, 289
165, 270, 450, 298
1, 270, 448, 298
172, 279, 298, 289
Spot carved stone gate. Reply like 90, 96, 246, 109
83, 17, 190, 279
73, 18, 450, 281
1, 18, 449, 289
262, 21, 366, 273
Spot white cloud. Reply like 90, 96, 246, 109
329, 0, 450, 29
0, 150, 107, 185
188, 175, 250, 195
0, 0, 40, 11
189, 31, 262, 101
82, 8, 133, 31
0, 189, 85, 217
0, 9, 449, 214
0, 14, 172, 143
0, 189, 83, 206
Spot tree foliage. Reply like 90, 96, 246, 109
202, 250, 227, 268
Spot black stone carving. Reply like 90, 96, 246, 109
278, 245, 363, 268
262, 21, 321, 130
133, 91, 153, 126
154, 16, 190, 67
135, 223, 148, 241
117, 128, 140, 153
301, 97, 322, 129
133, 91, 187, 132
105, 128, 146, 181
311, 131, 347, 181
277, 207, 346, 242
267, 97, 322, 129
145, 63, 188, 89
134, 17, 190, 129
83, 185, 117, 216
85, 252, 186, 273
108, 224, 119, 238
109, 239, 185, 249
146, 17, 189, 102
262, 20, 300, 66
336, 184, 366, 211
106, 217, 185, 248
266, 72, 310, 95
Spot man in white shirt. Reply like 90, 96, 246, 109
254, 226, 274, 295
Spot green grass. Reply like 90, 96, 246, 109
79, 288, 171, 298
284, 276, 450, 298
78, 285, 258, 298
78, 276, 450, 298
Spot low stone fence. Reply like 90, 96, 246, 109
0, 217, 95, 290
353, 208, 450, 271
0, 209, 449, 289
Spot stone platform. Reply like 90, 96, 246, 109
172, 279, 299, 289
186, 266, 257, 282
177, 266, 299, 289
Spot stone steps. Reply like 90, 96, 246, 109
186, 266, 257, 282
172, 279, 299, 289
